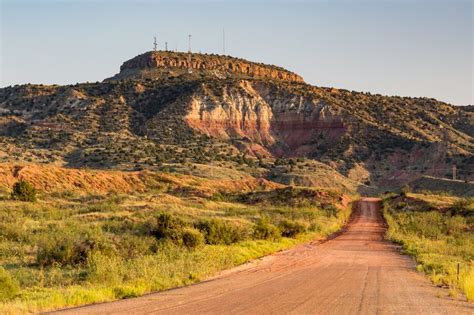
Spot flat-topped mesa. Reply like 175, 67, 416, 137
110, 51, 304, 83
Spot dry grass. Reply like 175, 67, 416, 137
407, 193, 461, 208
0, 163, 281, 196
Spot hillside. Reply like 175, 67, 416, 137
0, 51, 472, 191
407, 176, 474, 197
0, 162, 281, 196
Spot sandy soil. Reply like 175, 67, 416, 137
55, 198, 473, 314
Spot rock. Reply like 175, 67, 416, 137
107, 51, 304, 83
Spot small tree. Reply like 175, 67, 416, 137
11, 180, 37, 202
181, 228, 204, 249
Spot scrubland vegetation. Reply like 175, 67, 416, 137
0, 180, 351, 313
383, 192, 474, 301
1, 70, 472, 183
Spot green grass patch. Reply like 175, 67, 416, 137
0, 189, 351, 313
383, 194, 474, 301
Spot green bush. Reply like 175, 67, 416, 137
401, 185, 411, 195
10, 180, 37, 202
37, 227, 114, 267
324, 205, 339, 217
278, 219, 306, 238
150, 212, 186, 242
195, 219, 248, 245
0, 267, 20, 302
181, 228, 204, 249
117, 234, 157, 258
253, 218, 281, 241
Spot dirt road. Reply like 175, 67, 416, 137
58, 198, 473, 314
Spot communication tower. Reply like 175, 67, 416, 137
223, 28, 226, 55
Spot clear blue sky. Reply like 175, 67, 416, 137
1, 0, 472, 105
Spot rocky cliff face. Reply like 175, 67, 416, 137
184, 81, 347, 157
107, 51, 304, 83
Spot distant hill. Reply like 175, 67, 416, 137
0, 51, 472, 190
408, 176, 474, 197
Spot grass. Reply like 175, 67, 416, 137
383, 193, 474, 301
0, 185, 351, 314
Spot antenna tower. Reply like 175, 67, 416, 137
186, 34, 193, 73
223, 28, 226, 55
153, 36, 158, 51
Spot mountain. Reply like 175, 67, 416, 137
0, 51, 472, 191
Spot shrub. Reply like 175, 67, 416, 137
324, 205, 339, 217
445, 216, 466, 236
253, 218, 281, 241
113, 285, 142, 299
451, 198, 474, 216
86, 251, 123, 286
37, 238, 84, 266
10, 180, 37, 202
37, 227, 114, 267
0, 267, 20, 301
279, 219, 306, 238
396, 202, 407, 210
117, 234, 157, 258
0, 221, 27, 241
400, 185, 411, 196
195, 219, 248, 245
181, 228, 204, 249
150, 212, 187, 242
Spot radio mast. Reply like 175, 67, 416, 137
223, 28, 226, 55
153, 36, 158, 51
188, 34, 192, 53
187, 34, 193, 73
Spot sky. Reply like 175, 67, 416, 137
1, 0, 473, 105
